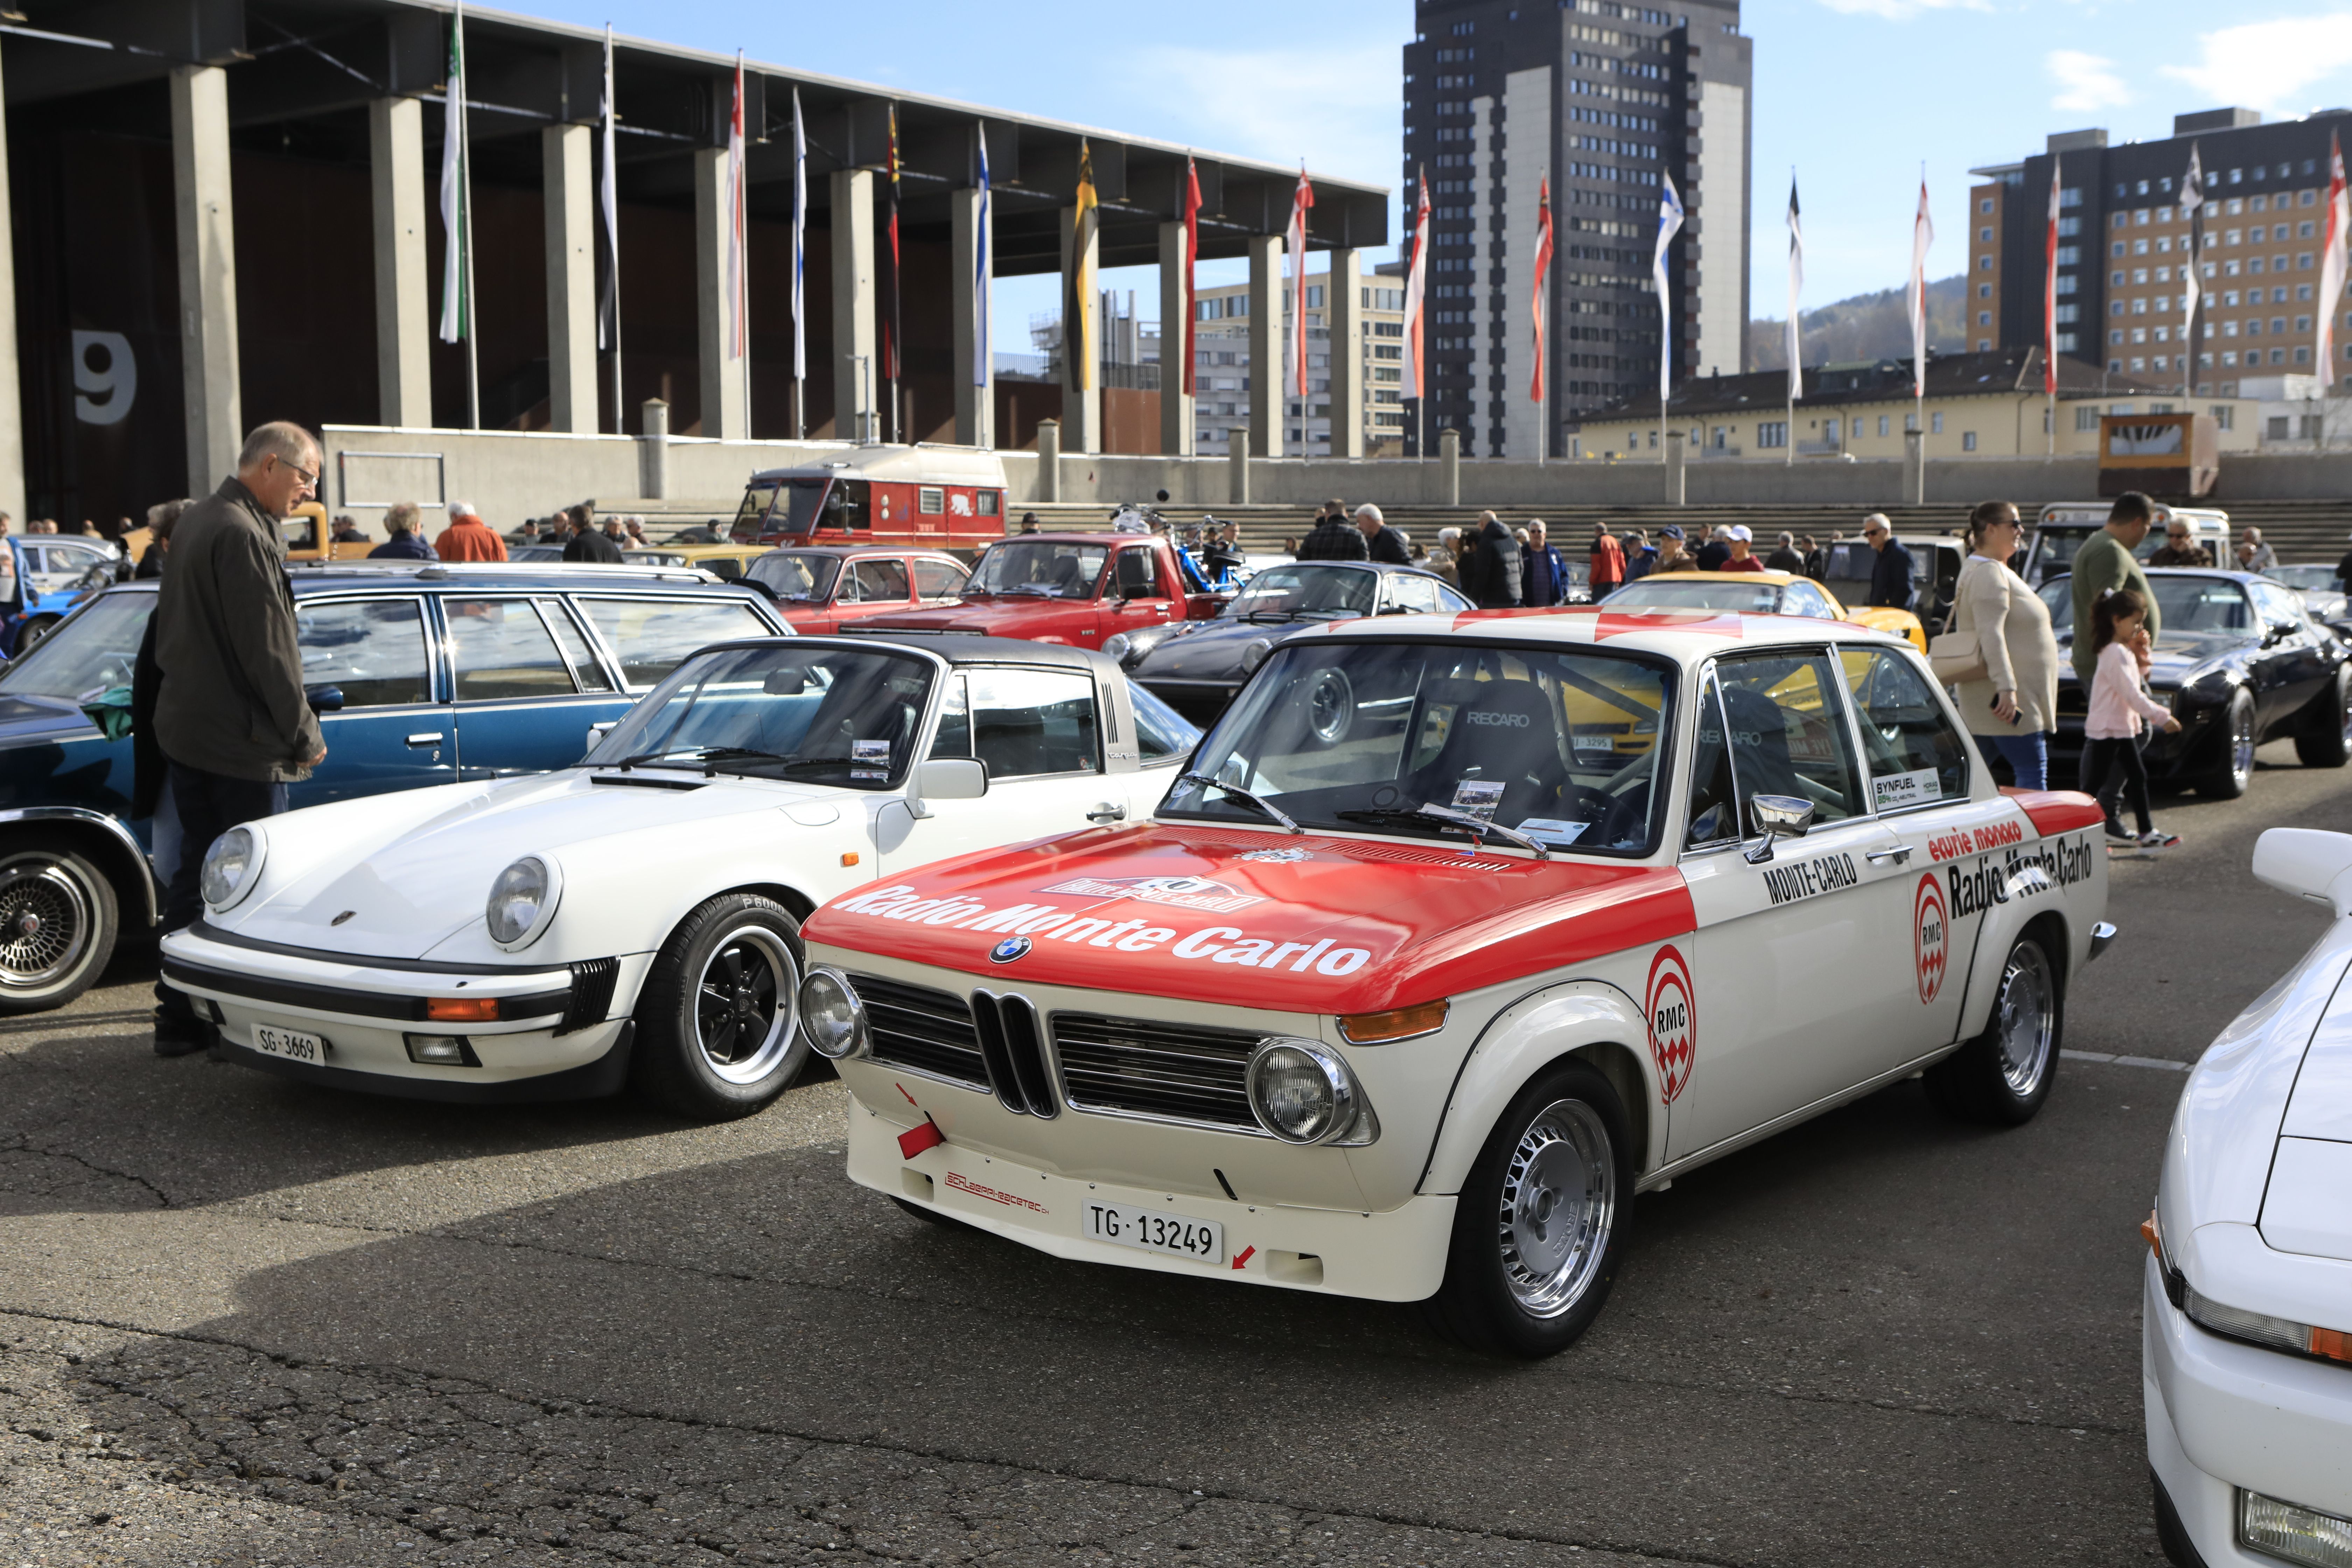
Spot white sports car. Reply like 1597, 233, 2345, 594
158, 634, 1199, 1119
2145, 828, 2352, 1568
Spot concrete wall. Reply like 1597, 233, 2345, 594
318, 421, 2352, 532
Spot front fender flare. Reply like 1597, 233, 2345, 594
1415, 980, 1663, 1198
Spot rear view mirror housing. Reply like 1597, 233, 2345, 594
2253, 828, 2352, 917
916, 757, 988, 802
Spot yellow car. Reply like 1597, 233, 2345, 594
661, 541, 771, 583
1601, 569, 1926, 652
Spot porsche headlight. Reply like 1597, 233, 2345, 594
199, 825, 265, 910
484, 856, 560, 949
1241, 637, 1274, 673
1101, 632, 1133, 663
1245, 1037, 1375, 1146
797, 967, 867, 1059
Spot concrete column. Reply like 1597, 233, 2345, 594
1246, 234, 1281, 461
951, 186, 993, 448
693, 148, 747, 439
1060, 204, 1101, 454
0, 41, 25, 523
1158, 222, 1193, 457
1327, 248, 1364, 460
1439, 427, 1461, 506
638, 398, 669, 498
542, 124, 598, 434
1228, 427, 1250, 504
368, 98, 432, 429
1035, 418, 1060, 502
1904, 428, 1925, 504
832, 169, 876, 444
1665, 429, 1687, 505
171, 64, 241, 492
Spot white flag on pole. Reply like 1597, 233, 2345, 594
791, 88, 806, 383
1653, 175, 1685, 406
1908, 176, 1934, 399
1784, 178, 1802, 403
436, 0, 468, 344
974, 126, 991, 388
597, 23, 620, 354
726, 53, 746, 362
1402, 169, 1430, 398
2180, 146, 2203, 363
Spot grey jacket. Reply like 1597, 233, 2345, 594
153, 478, 323, 783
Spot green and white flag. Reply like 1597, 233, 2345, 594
438, 2, 470, 344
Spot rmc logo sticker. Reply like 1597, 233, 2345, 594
1914, 871, 1949, 1005
1645, 944, 1695, 1105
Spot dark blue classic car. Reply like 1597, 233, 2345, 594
0, 562, 789, 1012
2041, 568, 2352, 799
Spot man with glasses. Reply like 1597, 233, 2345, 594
2148, 522, 2214, 567
149, 421, 329, 1057
1862, 513, 1915, 611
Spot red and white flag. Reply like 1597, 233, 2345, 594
1402, 169, 1431, 399
2320, 133, 2349, 384
2043, 157, 2061, 399
1908, 176, 1934, 399
1182, 159, 1202, 399
726, 52, 747, 360
1531, 177, 1554, 406
1286, 168, 1315, 402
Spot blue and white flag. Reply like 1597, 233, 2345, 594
1652, 174, 1684, 406
974, 125, 991, 387
792, 88, 807, 383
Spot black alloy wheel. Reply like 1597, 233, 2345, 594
631, 892, 809, 1120
2294, 667, 2352, 768
2197, 690, 2257, 799
0, 846, 118, 1014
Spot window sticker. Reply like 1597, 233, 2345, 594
853, 739, 892, 765
1871, 767, 1942, 811
1449, 780, 1504, 822
1516, 817, 1592, 847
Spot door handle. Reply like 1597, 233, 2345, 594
1087, 803, 1128, 824
405, 732, 445, 749
1865, 845, 1914, 865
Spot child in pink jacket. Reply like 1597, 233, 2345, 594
2084, 588, 2182, 850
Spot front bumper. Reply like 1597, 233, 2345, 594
848, 1101, 1456, 1302
2144, 1253, 2352, 1564
160, 924, 651, 1099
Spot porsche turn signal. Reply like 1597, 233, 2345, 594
425, 996, 500, 1023
1337, 999, 1449, 1044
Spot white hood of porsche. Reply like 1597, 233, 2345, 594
216, 770, 861, 961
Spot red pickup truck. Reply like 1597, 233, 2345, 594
853, 532, 1223, 650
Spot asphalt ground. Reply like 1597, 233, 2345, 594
2, 744, 2346, 1568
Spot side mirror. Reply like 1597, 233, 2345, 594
915, 757, 988, 804
1741, 792, 1816, 865
2253, 827, 2352, 917
306, 684, 345, 713
586, 719, 619, 753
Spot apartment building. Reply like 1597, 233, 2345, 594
1190, 273, 1412, 457
1402, 0, 1752, 460
1969, 108, 2352, 394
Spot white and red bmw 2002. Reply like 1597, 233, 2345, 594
797, 609, 2116, 1356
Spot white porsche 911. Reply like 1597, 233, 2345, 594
157, 634, 1198, 1119
2146, 827, 2352, 1568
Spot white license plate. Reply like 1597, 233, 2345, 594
251, 1022, 327, 1064
1082, 1200, 1223, 1265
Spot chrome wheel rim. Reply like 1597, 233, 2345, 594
0, 855, 91, 990
1994, 942, 2056, 1097
2230, 701, 2257, 787
2338, 677, 2351, 746
1496, 1098, 1617, 1318
1305, 668, 1355, 745
692, 925, 798, 1084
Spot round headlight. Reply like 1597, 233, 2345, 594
1101, 631, 1132, 663
484, 856, 559, 948
1240, 637, 1274, 673
1246, 1037, 1357, 1146
199, 825, 264, 909
798, 967, 866, 1059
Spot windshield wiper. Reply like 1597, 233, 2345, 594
1332, 804, 1550, 860
695, 746, 799, 775
1177, 771, 1302, 834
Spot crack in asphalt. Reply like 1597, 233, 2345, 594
0, 1306, 1797, 1567
5, 1136, 175, 1209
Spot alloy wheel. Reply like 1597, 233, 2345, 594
692, 925, 799, 1084
2230, 701, 2258, 791
1305, 668, 1355, 746
1994, 942, 2056, 1097
1494, 1098, 1617, 1318
0, 855, 91, 992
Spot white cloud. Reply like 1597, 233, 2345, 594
2162, 14, 2352, 114
1812, 0, 1989, 20
1142, 44, 1398, 189
2047, 49, 2131, 114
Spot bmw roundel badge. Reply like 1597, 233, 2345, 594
989, 936, 1031, 964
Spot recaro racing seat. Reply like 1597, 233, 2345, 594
1404, 677, 1568, 826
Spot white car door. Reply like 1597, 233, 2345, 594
1674, 649, 1914, 1160
877, 665, 1134, 874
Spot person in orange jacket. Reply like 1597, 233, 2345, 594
434, 502, 509, 563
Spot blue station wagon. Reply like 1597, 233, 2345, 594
0, 561, 791, 1011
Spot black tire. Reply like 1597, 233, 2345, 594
2294, 668, 2352, 768
12, 616, 57, 655
1423, 1059, 1633, 1359
1300, 666, 1356, 749
629, 892, 808, 1120
2196, 690, 2257, 799
1924, 930, 2062, 1126
0, 845, 119, 1015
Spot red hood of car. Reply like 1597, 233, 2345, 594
856, 597, 1087, 634
803, 824, 1695, 1015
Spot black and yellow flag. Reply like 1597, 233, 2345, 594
1066, 140, 1098, 393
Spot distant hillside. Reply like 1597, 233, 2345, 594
1748, 275, 1967, 370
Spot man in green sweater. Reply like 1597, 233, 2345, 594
2070, 491, 2159, 686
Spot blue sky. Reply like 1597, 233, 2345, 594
493, 0, 2352, 325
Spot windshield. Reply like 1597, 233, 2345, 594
0, 591, 152, 701
734, 478, 832, 541
734, 483, 779, 535
582, 643, 937, 787
969, 540, 1107, 598
2040, 574, 2254, 636
2029, 524, 2171, 585
747, 551, 842, 602
2270, 565, 2337, 592
1606, 579, 1785, 615
1220, 564, 1377, 620
1128, 677, 1203, 763
1166, 639, 1673, 856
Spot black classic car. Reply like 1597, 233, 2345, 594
2040, 568, 2352, 799
1108, 561, 1471, 727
